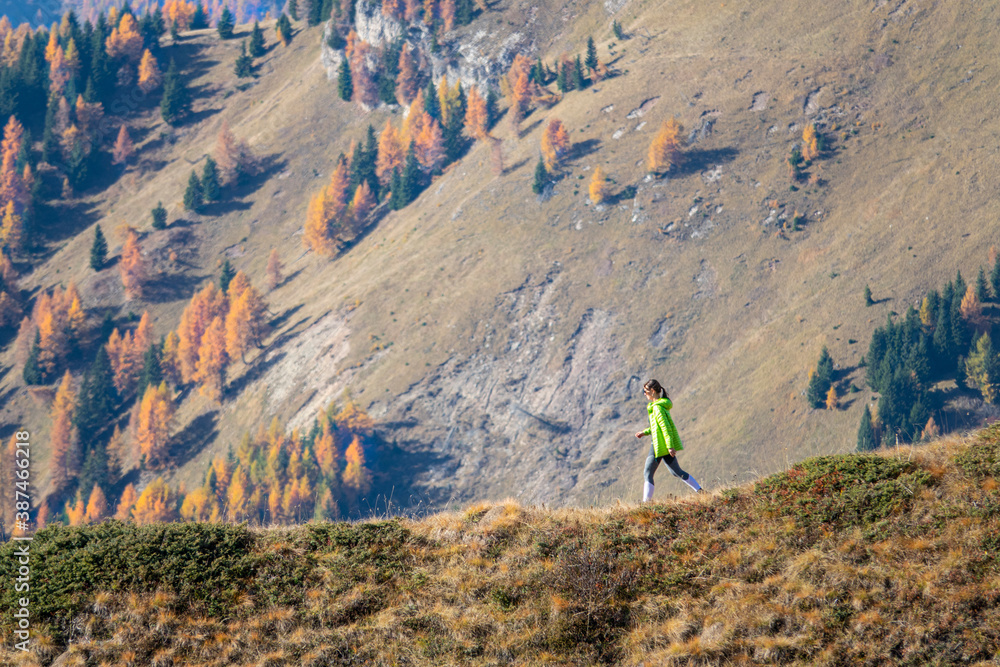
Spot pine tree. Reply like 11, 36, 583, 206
266, 249, 283, 290
276, 13, 293, 46
201, 156, 221, 201
234, 40, 253, 78
90, 224, 107, 270
423, 79, 441, 121
807, 346, 834, 408
589, 166, 609, 204
864, 284, 873, 306
219, 259, 236, 293
857, 405, 877, 452
160, 58, 191, 125
184, 169, 203, 210
992, 255, 1000, 303
75, 344, 118, 438
573, 54, 586, 90
585, 36, 598, 72
388, 169, 405, 210
648, 117, 685, 174
977, 266, 990, 303
532, 155, 548, 195
401, 142, 422, 205
137, 341, 163, 398
337, 58, 352, 101
79, 444, 109, 507
612, 20, 624, 40
485, 87, 498, 130
288, 0, 299, 21
248, 21, 266, 57
151, 201, 167, 229
217, 7, 235, 39
22, 330, 43, 385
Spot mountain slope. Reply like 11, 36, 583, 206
3, 429, 1000, 664
3, 0, 1000, 514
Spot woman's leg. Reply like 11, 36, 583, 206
643, 442, 659, 501
664, 455, 702, 492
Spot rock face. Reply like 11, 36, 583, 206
320, 6, 531, 94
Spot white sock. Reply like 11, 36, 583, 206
684, 476, 702, 492
643, 481, 654, 502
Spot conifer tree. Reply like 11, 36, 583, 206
415, 117, 445, 172
825, 385, 838, 410
377, 120, 404, 184
234, 40, 253, 78
401, 141, 422, 205
992, 255, 1000, 303
79, 444, 109, 506
342, 435, 371, 500
75, 344, 118, 438
288, 0, 299, 21
151, 201, 167, 229
201, 156, 221, 201
195, 315, 229, 402
217, 7, 235, 39
802, 123, 819, 161
977, 266, 990, 303
388, 170, 405, 210
112, 124, 133, 166
134, 382, 174, 468
395, 43, 419, 106
423, 79, 442, 121
137, 341, 163, 398
351, 41, 378, 108
349, 180, 375, 230
138, 48, 162, 93
215, 121, 258, 186
119, 228, 146, 300
90, 224, 107, 270
276, 13, 293, 46
573, 54, 586, 90
83, 485, 108, 524
857, 405, 877, 452
807, 346, 834, 408
585, 36, 598, 72
541, 118, 570, 171
465, 86, 488, 140
115, 483, 138, 520
648, 117, 685, 174
248, 21, 266, 57
160, 58, 191, 125
304, 191, 335, 256
184, 169, 203, 210
131, 477, 178, 523
864, 285, 873, 306
219, 259, 236, 293
337, 58, 352, 101
532, 156, 548, 195
966, 333, 1000, 403
49, 370, 80, 493
612, 20, 624, 40
589, 166, 609, 204
22, 330, 43, 385
266, 249, 283, 290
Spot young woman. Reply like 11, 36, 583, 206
634, 379, 703, 501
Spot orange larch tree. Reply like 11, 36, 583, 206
138, 49, 162, 93
84, 485, 108, 524
66, 491, 87, 526
115, 483, 138, 520
415, 116, 445, 172
541, 118, 571, 171
131, 477, 178, 524
423, 0, 437, 24
225, 281, 268, 362
802, 123, 819, 161
195, 315, 229, 402
215, 121, 258, 187
465, 86, 488, 140
376, 120, 404, 184
647, 116, 685, 174
266, 249, 283, 290
441, 0, 456, 31
395, 43, 420, 106
349, 180, 375, 231
350, 40, 379, 109
161, 331, 182, 385
177, 283, 227, 383
589, 166, 610, 204
106, 13, 143, 61
134, 382, 174, 469
48, 371, 80, 493
342, 435, 372, 500
112, 125, 134, 166
119, 227, 146, 300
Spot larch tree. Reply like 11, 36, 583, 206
106, 13, 143, 61
415, 117, 445, 172
115, 482, 138, 521
0, 201, 22, 254
304, 190, 335, 256
111, 125, 134, 166
825, 385, 838, 410
960, 283, 983, 326
225, 282, 268, 362
215, 121, 258, 187
276, 13, 293, 46
541, 118, 570, 171
84, 485, 108, 524
441, 0, 456, 31
138, 49, 162, 93
177, 283, 227, 383
350, 40, 379, 109
342, 435, 372, 499
465, 86, 488, 140
349, 180, 375, 231
266, 249, 283, 290
648, 116, 685, 174
395, 43, 419, 106
66, 491, 87, 526
48, 370, 80, 493
134, 382, 175, 469
376, 121, 404, 185
195, 315, 229, 402
131, 477, 178, 524
119, 227, 146, 300
589, 166, 609, 204
802, 123, 819, 161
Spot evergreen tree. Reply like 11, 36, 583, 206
444, 101, 466, 163
219, 259, 236, 293
485, 87, 499, 130
202, 157, 221, 201
977, 266, 990, 303
991, 255, 1000, 304
556, 60, 568, 92
276, 14, 293, 45
234, 40, 254, 78
170, 19, 180, 42
612, 20, 624, 40
90, 224, 108, 271
337, 58, 353, 101
217, 7, 235, 39
585, 36, 598, 72
249, 21, 266, 57
362, 124, 380, 199
184, 170, 204, 210
67, 138, 91, 191
573, 54, 586, 89
74, 345, 118, 439
864, 284, 873, 306
379, 39, 402, 105
160, 59, 191, 125
532, 156, 548, 195
23, 330, 43, 385
78, 442, 110, 502
151, 201, 167, 229
191, 2, 209, 29
807, 346, 835, 408
423, 80, 441, 121
857, 405, 878, 452
401, 142, 422, 205
388, 170, 405, 210
289, 0, 299, 21
137, 341, 163, 398
41, 97, 59, 164
532, 57, 545, 84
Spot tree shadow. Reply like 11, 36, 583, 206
519, 116, 544, 137
267, 316, 310, 349
275, 267, 304, 289
227, 350, 286, 395
34, 198, 102, 247
268, 303, 304, 331
182, 105, 223, 126
230, 153, 289, 199
571, 137, 602, 162
503, 157, 529, 175
199, 198, 254, 216
673, 146, 739, 176
142, 272, 211, 304
168, 410, 220, 469
360, 435, 456, 519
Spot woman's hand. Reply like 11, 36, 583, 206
635, 431, 646, 439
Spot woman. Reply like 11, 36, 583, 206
635, 379, 703, 501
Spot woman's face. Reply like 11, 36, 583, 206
643, 387, 659, 402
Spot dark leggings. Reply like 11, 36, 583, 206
644, 441, 691, 484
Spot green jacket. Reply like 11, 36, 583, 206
643, 397, 683, 458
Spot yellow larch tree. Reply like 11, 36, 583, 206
65, 491, 86, 526
138, 49, 162, 93
541, 118, 571, 171
648, 116, 685, 174
84, 485, 108, 524
802, 123, 819, 161
134, 382, 175, 469
195, 315, 229, 402
119, 227, 146, 300
131, 477, 178, 524
342, 435, 372, 499
48, 371, 79, 493
825, 385, 838, 410
465, 86, 488, 140
115, 483, 138, 520
589, 166, 610, 204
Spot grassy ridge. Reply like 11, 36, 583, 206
4, 428, 1000, 665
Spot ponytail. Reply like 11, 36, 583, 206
643, 379, 669, 399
